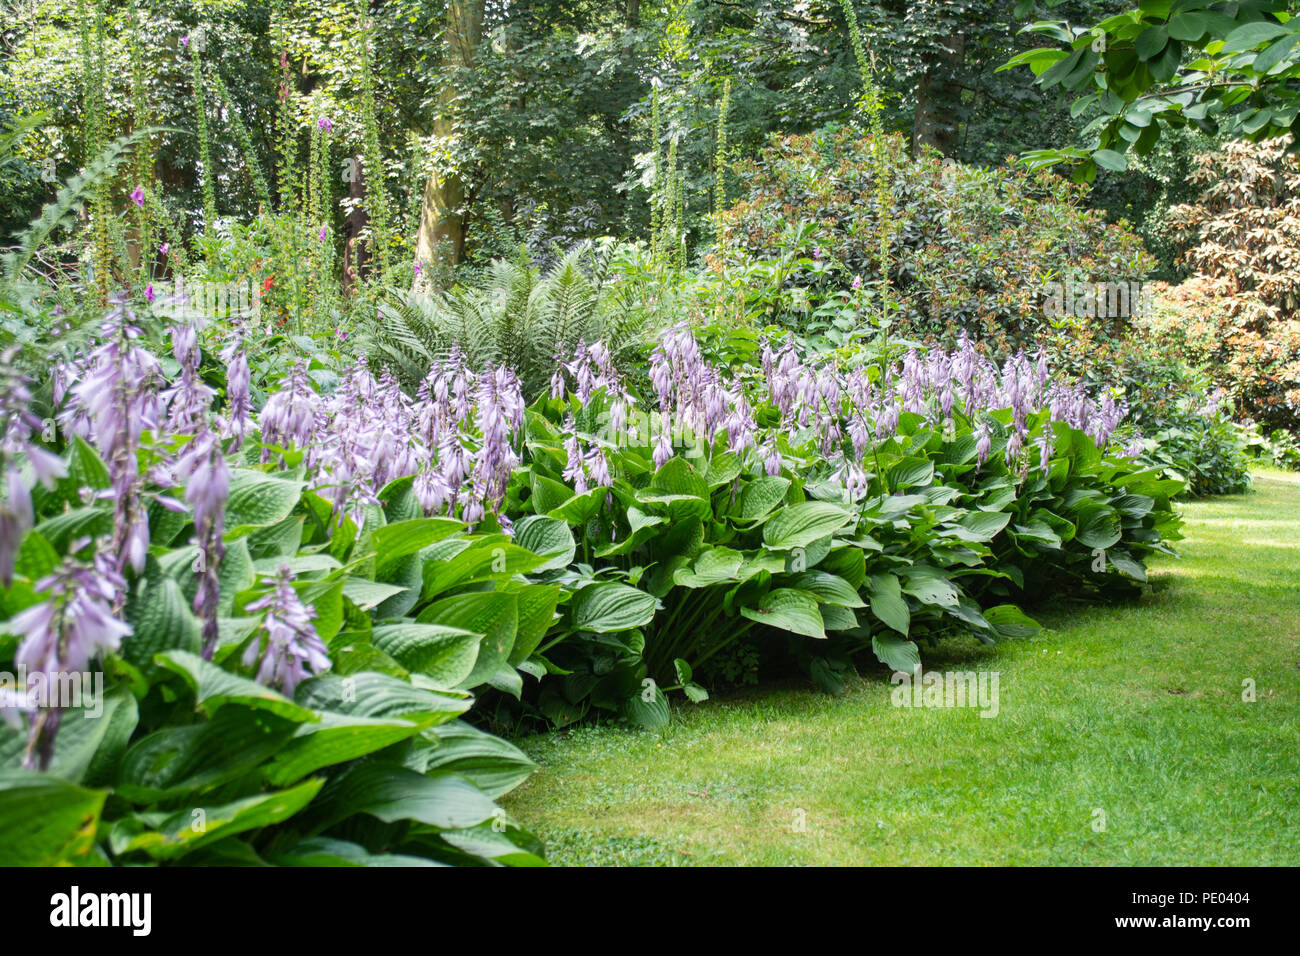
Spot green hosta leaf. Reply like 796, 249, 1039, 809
763, 501, 853, 550
1075, 503, 1122, 549
513, 515, 576, 572
784, 571, 865, 607
957, 510, 1012, 541
819, 604, 859, 631
370, 623, 482, 687
421, 543, 549, 598
741, 588, 825, 638
372, 518, 465, 578
224, 470, 304, 535
889, 457, 935, 489
0, 770, 105, 865
867, 573, 910, 636
123, 578, 201, 675
35, 506, 112, 552
509, 584, 560, 665
439, 823, 547, 867
117, 708, 301, 802
154, 650, 319, 722
1106, 549, 1147, 582
422, 721, 537, 799
0, 684, 135, 785
309, 764, 498, 832
983, 604, 1042, 639
871, 633, 920, 674
252, 553, 340, 576
619, 680, 670, 729
109, 779, 322, 862
342, 578, 409, 611
295, 672, 470, 724
569, 582, 657, 633
263, 713, 424, 786
417, 592, 518, 690
704, 452, 742, 488
273, 836, 440, 867
650, 457, 709, 498
530, 473, 573, 515
674, 547, 745, 588
732, 475, 791, 522
900, 567, 960, 608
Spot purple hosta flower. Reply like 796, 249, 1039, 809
974, 421, 993, 469
1, 350, 67, 585
9, 546, 130, 769
653, 429, 674, 470
145, 284, 155, 304
259, 361, 319, 464
852, 275, 863, 290
180, 34, 190, 48
130, 186, 145, 208
842, 460, 869, 500
1122, 435, 1145, 458
1199, 388, 1227, 418
413, 260, 421, 277
220, 344, 253, 450
724, 388, 758, 458
1004, 428, 1025, 469
181, 432, 228, 658
763, 440, 783, 477
59, 298, 163, 578
160, 242, 170, 257
900, 350, 927, 415
562, 414, 588, 493
584, 445, 611, 489
462, 365, 523, 523
243, 566, 329, 697
549, 345, 568, 401
1089, 393, 1126, 449
318, 225, 327, 242
1035, 430, 1054, 472
161, 323, 217, 438
317, 116, 333, 132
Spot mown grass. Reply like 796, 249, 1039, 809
505, 470, 1300, 866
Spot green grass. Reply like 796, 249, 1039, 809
504, 469, 1300, 866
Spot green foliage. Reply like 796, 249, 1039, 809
1008, 0, 1300, 180
368, 241, 656, 397
716, 124, 1153, 352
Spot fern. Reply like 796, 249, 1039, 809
365, 241, 656, 398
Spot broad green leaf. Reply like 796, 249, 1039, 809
568, 582, 657, 633
0, 770, 105, 865
763, 501, 853, 550
871, 633, 920, 674
154, 650, 318, 722
740, 588, 825, 638
868, 573, 910, 636
370, 623, 482, 687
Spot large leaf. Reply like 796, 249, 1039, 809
308, 764, 498, 832
568, 582, 657, 633
224, 470, 304, 535
867, 573, 910, 636
740, 588, 825, 638
370, 623, 482, 687
0, 770, 105, 865
762, 501, 853, 550
154, 650, 318, 722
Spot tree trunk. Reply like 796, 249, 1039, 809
414, 0, 485, 278
912, 32, 965, 156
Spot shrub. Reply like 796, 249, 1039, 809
1156, 138, 1300, 434
714, 125, 1153, 352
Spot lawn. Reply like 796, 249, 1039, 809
505, 469, 1300, 866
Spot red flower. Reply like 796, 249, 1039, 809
263, 276, 274, 292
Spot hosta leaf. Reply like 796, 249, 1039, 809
650, 457, 708, 498
295, 672, 470, 724
732, 475, 790, 522
309, 764, 498, 832
123, 578, 201, 675
763, 501, 853, 550
509, 584, 561, 665
422, 721, 537, 799
569, 582, 657, 633
674, 547, 745, 588
224, 470, 304, 535
154, 650, 318, 722
109, 779, 322, 861
867, 573, 910, 636
416, 592, 518, 690
513, 515, 576, 572
370, 623, 482, 687
784, 571, 865, 607
983, 604, 1042, 639
371, 518, 465, 578
0, 770, 105, 866
741, 588, 825, 638
871, 633, 920, 674
263, 713, 424, 786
